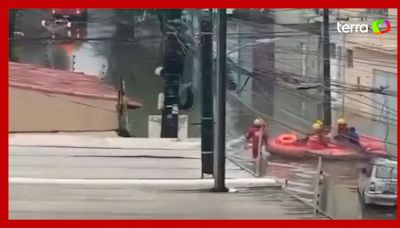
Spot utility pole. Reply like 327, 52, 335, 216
322, 9, 331, 127
214, 9, 228, 192
200, 11, 214, 175
160, 9, 184, 138
117, 76, 131, 137
9, 10, 18, 38
341, 11, 346, 115
9, 9, 18, 61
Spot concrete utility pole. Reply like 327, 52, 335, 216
322, 9, 332, 127
214, 9, 228, 192
117, 76, 130, 137
9, 10, 17, 38
200, 11, 214, 175
9, 9, 18, 61
160, 9, 184, 138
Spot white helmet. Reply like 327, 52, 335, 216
253, 118, 264, 126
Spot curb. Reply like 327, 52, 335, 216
9, 177, 280, 189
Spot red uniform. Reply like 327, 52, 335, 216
337, 124, 348, 135
334, 123, 349, 141
246, 126, 268, 159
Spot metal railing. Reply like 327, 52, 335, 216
313, 156, 325, 215
281, 155, 334, 219
226, 136, 333, 219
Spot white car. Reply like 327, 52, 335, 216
358, 157, 397, 206
200, 9, 234, 14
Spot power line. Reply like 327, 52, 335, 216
234, 72, 398, 125
173, 16, 398, 148
228, 43, 397, 71
223, 43, 396, 89
172, 23, 396, 124
177, 27, 398, 126
272, 45, 397, 67
173, 21, 395, 121
226, 87, 397, 147
229, 56, 398, 100
227, 58, 398, 119
229, 52, 397, 96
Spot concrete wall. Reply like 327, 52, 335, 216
9, 87, 119, 132
343, 47, 397, 114
272, 8, 397, 120
342, 8, 397, 117
272, 9, 317, 25
273, 25, 321, 80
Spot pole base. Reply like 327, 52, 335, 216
211, 186, 229, 192
116, 129, 131, 137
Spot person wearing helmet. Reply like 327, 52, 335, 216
303, 120, 328, 146
334, 118, 349, 141
246, 118, 268, 159
314, 121, 327, 145
312, 121, 322, 130
303, 120, 321, 142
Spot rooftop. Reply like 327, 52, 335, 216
9, 62, 142, 109
371, 157, 397, 166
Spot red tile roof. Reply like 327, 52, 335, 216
9, 62, 142, 109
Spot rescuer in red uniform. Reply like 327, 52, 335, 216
246, 118, 269, 159
334, 118, 349, 142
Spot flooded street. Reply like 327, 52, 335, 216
11, 9, 397, 219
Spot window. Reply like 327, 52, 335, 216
375, 165, 397, 179
330, 43, 336, 58
366, 165, 373, 178
367, 9, 388, 17
347, 49, 353, 68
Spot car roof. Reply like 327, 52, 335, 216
370, 157, 397, 166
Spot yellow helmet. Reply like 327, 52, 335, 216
315, 120, 323, 125
337, 118, 346, 125
312, 122, 322, 130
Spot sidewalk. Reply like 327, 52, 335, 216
9, 134, 203, 150
9, 134, 327, 219
9, 134, 255, 179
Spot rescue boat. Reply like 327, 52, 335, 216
264, 133, 387, 159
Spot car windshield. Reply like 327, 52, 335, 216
375, 165, 397, 179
